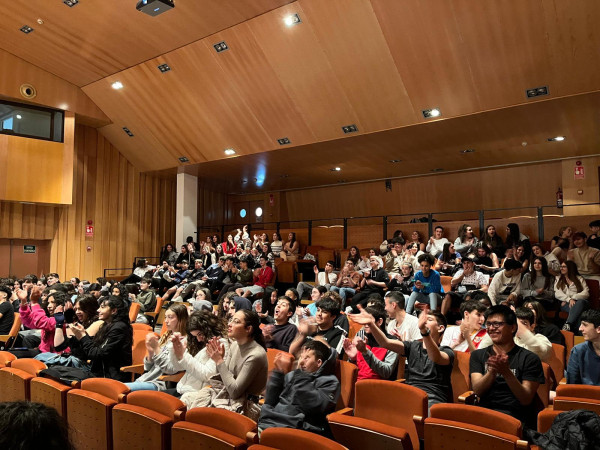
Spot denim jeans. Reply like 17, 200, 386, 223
125, 381, 159, 392
406, 291, 441, 314
561, 299, 589, 328
329, 286, 356, 301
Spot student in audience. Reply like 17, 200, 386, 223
223, 234, 237, 255
513, 307, 552, 363
0, 285, 15, 336
170, 259, 207, 302
410, 230, 426, 252
387, 262, 415, 301
505, 223, 532, 259
441, 300, 490, 352
515, 244, 530, 274
554, 260, 589, 332
68, 295, 133, 381
0, 401, 74, 450
296, 261, 337, 299
402, 242, 424, 272
473, 242, 500, 275
125, 303, 188, 391
441, 258, 489, 316
470, 305, 545, 428
531, 242, 560, 277
349, 255, 389, 313
350, 305, 454, 409
302, 286, 327, 318
173, 310, 229, 399
482, 225, 505, 258
566, 309, 600, 385
384, 291, 421, 341
406, 254, 444, 314
426, 225, 449, 257
263, 296, 298, 352
281, 232, 299, 261
435, 242, 461, 276
568, 231, 600, 281
330, 259, 362, 304
587, 220, 600, 250
522, 300, 564, 346
346, 246, 361, 265
174, 244, 194, 269
551, 226, 573, 251
487, 259, 522, 305
357, 248, 378, 272
270, 232, 284, 256
455, 224, 478, 256
521, 256, 555, 311
130, 278, 157, 324
259, 340, 340, 437
236, 255, 274, 299
552, 237, 570, 265
217, 257, 253, 303
159, 243, 178, 266
383, 239, 404, 276
380, 229, 404, 255
290, 298, 348, 357
344, 305, 399, 380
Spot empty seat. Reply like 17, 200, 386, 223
172, 407, 258, 450
553, 384, 600, 414
249, 427, 347, 450
112, 390, 186, 450
30, 376, 72, 418
335, 359, 358, 410
450, 351, 471, 403
0, 358, 46, 402
0, 313, 21, 350
129, 302, 141, 323
424, 403, 527, 450
67, 378, 130, 450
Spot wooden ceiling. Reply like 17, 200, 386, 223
1, 0, 599, 191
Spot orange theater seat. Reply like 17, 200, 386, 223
335, 359, 358, 410
112, 390, 186, 450
250, 427, 347, 450
30, 376, 72, 418
553, 384, 600, 414
0, 313, 21, 350
425, 403, 528, 450
0, 358, 46, 402
172, 407, 258, 450
67, 378, 130, 450
129, 302, 141, 323
0, 350, 16, 368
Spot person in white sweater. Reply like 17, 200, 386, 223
554, 261, 590, 332
487, 259, 522, 305
514, 307, 552, 363
426, 226, 450, 257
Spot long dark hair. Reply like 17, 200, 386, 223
187, 310, 226, 356
261, 287, 278, 317
556, 261, 584, 292
94, 295, 132, 345
239, 310, 266, 350
505, 223, 521, 248
458, 224, 471, 243
523, 300, 550, 328
530, 256, 553, 290
288, 232, 296, 246
441, 242, 454, 261
74, 294, 99, 328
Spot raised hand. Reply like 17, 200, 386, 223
343, 338, 358, 360
171, 332, 186, 360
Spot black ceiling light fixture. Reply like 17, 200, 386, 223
157, 63, 171, 73
20, 25, 34, 34
63, 0, 79, 7
136, 0, 175, 16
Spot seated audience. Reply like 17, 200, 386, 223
568, 231, 600, 281
514, 307, 553, 363
470, 305, 544, 429
259, 340, 340, 437
263, 296, 298, 352
505, 223, 532, 260
473, 242, 500, 275
406, 254, 444, 314
0, 285, 15, 336
435, 242, 461, 276
130, 278, 157, 323
515, 244, 530, 274
384, 291, 421, 341
281, 232, 299, 261
168, 259, 206, 302
236, 255, 274, 299
481, 225, 505, 259
270, 232, 284, 256
409, 230, 426, 252
387, 262, 415, 301
454, 224, 478, 257
487, 259, 522, 305
587, 220, 600, 250
521, 256, 555, 311
349, 256, 389, 313
297, 261, 337, 299
159, 243, 178, 266
554, 260, 589, 331
383, 239, 404, 276
522, 300, 564, 346
441, 300, 490, 352
566, 309, 600, 385
550, 226, 573, 251
427, 225, 449, 257
441, 258, 489, 316
330, 259, 362, 304
531, 242, 560, 277
346, 246, 361, 265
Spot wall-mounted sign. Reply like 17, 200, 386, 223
574, 165, 585, 180
86, 225, 94, 237
23, 245, 36, 254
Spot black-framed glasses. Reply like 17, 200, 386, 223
486, 321, 506, 329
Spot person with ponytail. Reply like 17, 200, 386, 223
125, 303, 188, 391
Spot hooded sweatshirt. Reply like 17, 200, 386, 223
259, 347, 340, 436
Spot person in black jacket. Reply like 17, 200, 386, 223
68, 295, 132, 382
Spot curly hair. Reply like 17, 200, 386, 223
186, 310, 227, 356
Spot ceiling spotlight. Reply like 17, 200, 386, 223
213, 41, 229, 53
224, 148, 236, 156
460, 149, 475, 154
16, 115, 22, 119
157, 63, 171, 73
284, 13, 302, 26
342, 124, 358, 134
63, 0, 79, 7
389, 159, 401, 163
526, 85, 549, 98
36, 18, 44, 25
330, 167, 341, 172
122, 127, 134, 137
111, 81, 124, 90
548, 136, 565, 142
178, 156, 189, 163
422, 108, 441, 119
20, 25, 34, 34
277, 137, 291, 145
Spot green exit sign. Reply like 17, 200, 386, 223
23, 245, 36, 254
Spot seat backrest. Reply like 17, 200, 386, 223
536, 362, 551, 409
317, 249, 335, 269
585, 279, 600, 309
273, 261, 297, 284
153, 297, 166, 315
81, 378, 130, 402
561, 330, 574, 364
10, 358, 47, 376
4, 313, 21, 339
0, 350, 17, 366
556, 384, 600, 400
548, 343, 565, 387
132, 330, 154, 365
266, 348, 295, 375
129, 302, 141, 322
425, 418, 527, 450
30, 377, 71, 418
440, 276, 453, 295
335, 359, 358, 409
131, 323, 153, 332
126, 390, 186, 421
429, 403, 522, 436
354, 379, 427, 449
185, 407, 257, 439
451, 351, 471, 402
259, 427, 347, 450
537, 409, 561, 433
0, 367, 35, 401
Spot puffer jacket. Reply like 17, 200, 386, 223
259, 348, 340, 436
525, 409, 600, 450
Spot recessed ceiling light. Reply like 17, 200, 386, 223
157, 63, 171, 73
111, 81, 124, 90
460, 149, 475, 154
63, 0, 79, 6
330, 167, 341, 172
389, 159, 401, 163
178, 156, 189, 163
122, 127, 134, 137
548, 136, 565, 142
422, 108, 441, 118
342, 124, 358, 134
277, 137, 291, 145
213, 41, 229, 53
16, 115, 22, 119
284, 13, 302, 26
20, 25, 34, 34
526, 86, 549, 98
224, 148, 236, 156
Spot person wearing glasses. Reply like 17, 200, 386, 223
469, 305, 545, 429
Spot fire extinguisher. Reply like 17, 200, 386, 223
556, 187, 563, 208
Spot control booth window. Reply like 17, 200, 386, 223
0, 100, 64, 142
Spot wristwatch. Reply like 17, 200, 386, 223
420, 328, 431, 337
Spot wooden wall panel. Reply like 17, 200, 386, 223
0, 124, 176, 280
